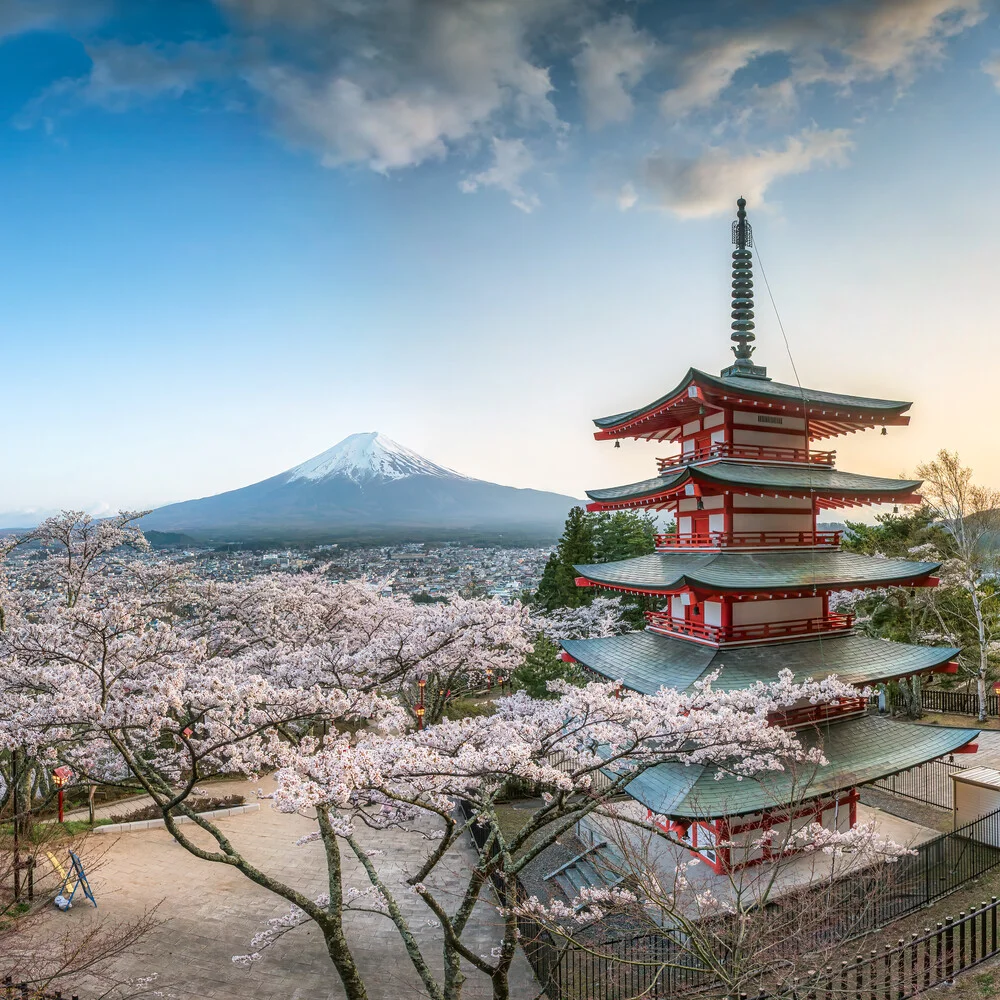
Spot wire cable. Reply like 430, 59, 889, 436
753, 236, 831, 682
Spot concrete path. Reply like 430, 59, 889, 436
33, 779, 540, 1000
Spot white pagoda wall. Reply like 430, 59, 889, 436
732, 495, 814, 535
732, 596, 823, 626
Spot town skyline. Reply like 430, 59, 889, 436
1, 0, 997, 512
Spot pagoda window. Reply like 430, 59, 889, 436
670, 595, 685, 619
704, 601, 722, 627
697, 822, 718, 865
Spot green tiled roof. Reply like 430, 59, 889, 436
561, 631, 960, 695
586, 464, 921, 503
624, 715, 978, 819
574, 551, 940, 593
594, 368, 911, 430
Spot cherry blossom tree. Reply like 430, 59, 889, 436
254, 670, 867, 1000
533, 595, 625, 642
0, 513, 883, 1000
183, 573, 533, 725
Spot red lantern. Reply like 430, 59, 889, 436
52, 766, 71, 824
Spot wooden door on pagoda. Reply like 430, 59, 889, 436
691, 512, 711, 541
685, 599, 706, 638
695, 432, 713, 460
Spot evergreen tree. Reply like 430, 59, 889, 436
511, 633, 584, 698
591, 510, 658, 562
842, 508, 946, 558
535, 507, 595, 610
534, 552, 563, 610
535, 507, 657, 615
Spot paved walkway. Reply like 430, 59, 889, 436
33, 780, 539, 1000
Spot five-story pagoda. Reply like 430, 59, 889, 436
560, 198, 979, 874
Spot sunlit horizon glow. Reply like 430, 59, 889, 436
0, 0, 997, 524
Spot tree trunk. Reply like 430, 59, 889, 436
491, 967, 510, 1000
321, 922, 370, 1000
970, 580, 989, 723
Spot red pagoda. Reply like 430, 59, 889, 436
560, 198, 979, 874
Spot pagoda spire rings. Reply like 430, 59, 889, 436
721, 196, 768, 380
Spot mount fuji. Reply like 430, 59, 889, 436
139, 432, 578, 543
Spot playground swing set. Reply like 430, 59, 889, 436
45, 850, 96, 911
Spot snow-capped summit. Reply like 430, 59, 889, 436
140, 430, 577, 541
285, 432, 463, 485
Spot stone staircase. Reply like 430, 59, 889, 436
543, 841, 626, 907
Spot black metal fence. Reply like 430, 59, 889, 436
471, 802, 1000, 999
815, 805, 1000, 938
1, 978, 79, 1000
883, 687, 996, 717
760, 896, 1000, 999
870, 757, 966, 810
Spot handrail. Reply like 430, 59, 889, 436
654, 530, 842, 550
645, 611, 855, 645
657, 442, 835, 472
768, 699, 868, 729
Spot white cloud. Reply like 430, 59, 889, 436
0, 0, 108, 39
82, 41, 226, 108
16, 40, 230, 127
226, 0, 569, 173
5, 0, 987, 215
617, 181, 637, 211
642, 128, 853, 218
984, 53, 1000, 89
572, 15, 657, 129
460, 137, 539, 213
661, 0, 985, 119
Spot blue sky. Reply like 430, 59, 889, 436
1, 0, 999, 516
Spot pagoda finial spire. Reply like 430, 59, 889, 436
721, 196, 768, 379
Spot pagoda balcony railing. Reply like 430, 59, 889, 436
768, 698, 869, 729
657, 442, 835, 472
654, 530, 842, 551
645, 611, 855, 646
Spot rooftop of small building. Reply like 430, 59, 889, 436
561, 630, 960, 695
585, 463, 923, 505
622, 714, 979, 819
574, 549, 940, 594
594, 368, 913, 431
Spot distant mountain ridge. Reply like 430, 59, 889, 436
138, 432, 578, 543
